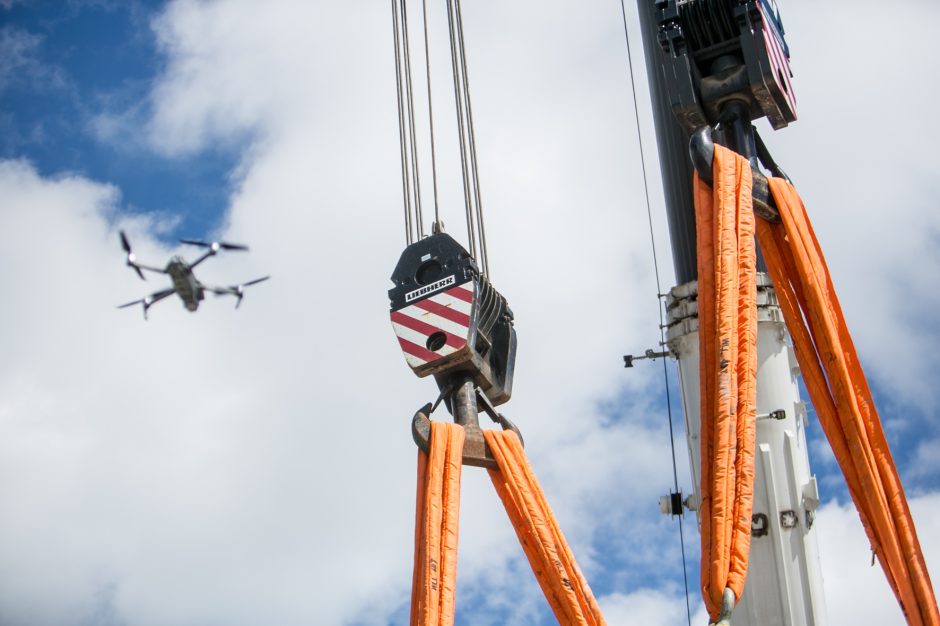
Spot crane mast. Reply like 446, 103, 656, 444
634, 1, 827, 623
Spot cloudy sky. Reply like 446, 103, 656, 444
1, 1, 938, 625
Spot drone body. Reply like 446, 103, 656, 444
118, 232, 269, 319
166, 256, 205, 311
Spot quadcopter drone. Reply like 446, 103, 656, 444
118, 230, 270, 320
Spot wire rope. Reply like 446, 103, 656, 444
454, 0, 489, 277
619, 1, 692, 623
400, 0, 426, 240
420, 0, 442, 231
444, 0, 477, 263
391, 0, 414, 244
391, 0, 491, 277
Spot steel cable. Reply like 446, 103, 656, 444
391, 0, 414, 244
445, 0, 477, 263
420, 0, 442, 231
454, 0, 489, 277
398, 0, 426, 242
619, 1, 692, 623
392, 0, 492, 277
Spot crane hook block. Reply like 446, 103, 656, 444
655, 0, 796, 130
389, 233, 516, 407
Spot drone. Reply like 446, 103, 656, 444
117, 230, 270, 320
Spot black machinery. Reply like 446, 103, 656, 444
389, 232, 520, 468
655, 0, 796, 134
640, 0, 797, 284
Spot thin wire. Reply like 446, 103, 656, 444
454, 0, 489, 276
444, 0, 477, 261
391, 0, 413, 244
400, 0, 425, 239
420, 0, 442, 230
619, 1, 692, 623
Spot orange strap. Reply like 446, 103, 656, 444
484, 430, 606, 626
693, 144, 758, 620
756, 178, 939, 626
411, 422, 465, 626
411, 426, 605, 626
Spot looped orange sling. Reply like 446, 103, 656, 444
696, 144, 939, 625
411, 422, 606, 626
694, 144, 758, 621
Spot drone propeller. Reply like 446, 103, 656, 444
117, 297, 152, 320
180, 239, 249, 252
118, 288, 176, 320
211, 275, 271, 309
120, 230, 147, 280
241, 276, 271, 287
237, 276, 270, 308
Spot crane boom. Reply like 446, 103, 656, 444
634, 1, 828, 622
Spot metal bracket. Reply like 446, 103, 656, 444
412, 374, 523, 469
780, 510, 799, 529
751, 512, 769, 537
624, 348, 671, 368
659, 490, 686, 517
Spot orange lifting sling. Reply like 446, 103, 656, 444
696, 145, 939, 625
693, 144, 758, 622
411, 421, 606, 626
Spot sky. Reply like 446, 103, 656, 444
0, 1, 938, 625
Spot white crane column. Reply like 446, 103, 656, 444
666, 273, 828, 625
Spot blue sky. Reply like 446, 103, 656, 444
1, 0, 236, 237
0, 2, 938, 625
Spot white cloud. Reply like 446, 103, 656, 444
600, 587, 693, 625
0, 26, 67, 92
909, 438, 940, 482
763, 3, 940, 412
1, 1, 939, 625
816, 492, 940, 624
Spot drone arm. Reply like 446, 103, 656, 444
148, 287, 177, 303
136, 263, 168, 274
118, 287, 176, 320
125, 259, 166, 281
189, 250, 216, 269
206, 276, 269, 308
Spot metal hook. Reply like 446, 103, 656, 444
711, 587, 736, 626
689, 125, 715, 186
412, 374, 523, 469
688, 122, 782, 223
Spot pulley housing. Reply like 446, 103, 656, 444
655, 0, 796, 130
389, 233, 516, 407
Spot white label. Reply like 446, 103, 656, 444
405, 275, 456, 303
